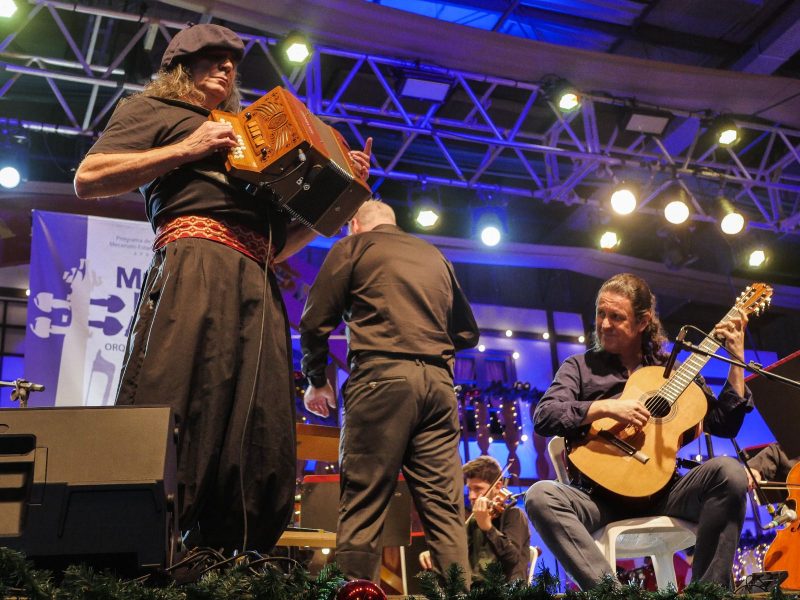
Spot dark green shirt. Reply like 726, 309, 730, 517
467, 505, 531, 583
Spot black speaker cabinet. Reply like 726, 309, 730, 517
0, 406, 179, 572
300, 474, 411, 546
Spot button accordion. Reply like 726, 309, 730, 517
210, 86, 371, 236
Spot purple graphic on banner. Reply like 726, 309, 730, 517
25, 211, 153, 407
26, 211, 89, 407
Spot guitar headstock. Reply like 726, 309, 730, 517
735, 283, 773, 316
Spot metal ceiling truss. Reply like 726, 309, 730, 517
2, 0, 800, 234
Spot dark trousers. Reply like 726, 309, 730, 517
336, 357, 470, 586
116, 239, 296, 553
525, 456, 748, 590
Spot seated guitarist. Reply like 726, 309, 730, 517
525, 272, 753, 590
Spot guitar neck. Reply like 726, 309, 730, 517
660, 306, 739, 404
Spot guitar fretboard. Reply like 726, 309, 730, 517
651, 305, 739, 408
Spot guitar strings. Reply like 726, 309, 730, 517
644, 334, 723, 418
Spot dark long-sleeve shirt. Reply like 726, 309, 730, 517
747, 442, 798, 503
467, 506, 531, 583
533, 349, 754, 441
748, 443, 798, 482
300, 224, 479, 385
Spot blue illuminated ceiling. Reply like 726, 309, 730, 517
366, 0, 800, 73
371, 0, 635, 52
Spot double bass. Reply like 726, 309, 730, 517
763, 462, 800, 590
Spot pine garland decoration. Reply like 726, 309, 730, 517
3, 547, 800, 600
0, 548, 53, 600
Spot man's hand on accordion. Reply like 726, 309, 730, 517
179, 120, 239, 160
348, 137, 373, 182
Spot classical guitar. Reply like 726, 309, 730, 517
568, 283, 773, 498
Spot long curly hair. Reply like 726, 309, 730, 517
127, 63, 241, 112
592, 272, 670, 364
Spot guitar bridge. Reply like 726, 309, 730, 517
598, 430, 650, 464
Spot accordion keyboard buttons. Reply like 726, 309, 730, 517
218, 117, 247, 161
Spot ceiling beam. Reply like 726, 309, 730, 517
729, 1, 800, 74
419, 234, 800, 312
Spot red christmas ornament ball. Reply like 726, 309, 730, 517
336, 579, 387, 600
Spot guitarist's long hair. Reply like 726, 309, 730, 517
593, 273, 670, 365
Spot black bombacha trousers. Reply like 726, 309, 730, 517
116, 238, 296, 553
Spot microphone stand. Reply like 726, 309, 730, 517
0, 379, 46, 408
675, 332, 800, 391
674, 329, 800, 532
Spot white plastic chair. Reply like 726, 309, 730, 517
527, 545, 541, 584
547, 436, 697, 590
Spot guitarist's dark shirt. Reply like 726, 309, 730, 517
532, 348, 753, 442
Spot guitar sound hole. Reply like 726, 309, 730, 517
644, 394, 672, 418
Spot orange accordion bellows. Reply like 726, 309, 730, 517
210, 86, 371, 237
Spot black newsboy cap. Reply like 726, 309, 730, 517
161, 24, 245, 70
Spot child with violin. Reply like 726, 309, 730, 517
419, 456, 531, 583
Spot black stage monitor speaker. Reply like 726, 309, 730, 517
300, 475, 411, 546
0, 406, 179, 573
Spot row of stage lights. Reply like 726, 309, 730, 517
602, 181, 768, 267
414, 204, 507, 247
413, 81, 756, 253
476, 329, 588, 360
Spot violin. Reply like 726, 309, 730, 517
467, 486, 523, 525
763, 462, 800, 590
465, 460, 519, 525
486, 487, 519, 518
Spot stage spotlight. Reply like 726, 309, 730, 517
719, 198, 745, 235
714, 116, 739, 146
578, 335, 585, 343
474, 207, 506, 247
0, 165, 21, 189
415, 207, 439, 228
748, 249, 767, 268
557, 89, 580, 111
544, 79, 580, 112
610, 184, 637, 215
542, 332, 550, 340
599, 230, 619, 250
0, 134, 28, 189
480, 225, 501, 246
664, 199, 690, 224
0, 0, 17, 18
281, 31, 313, 65
478, 344, 486, 352
512, 351, 520, 360
720, 211, 744, 235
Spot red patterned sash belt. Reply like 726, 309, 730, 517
153, 215, 274, 266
